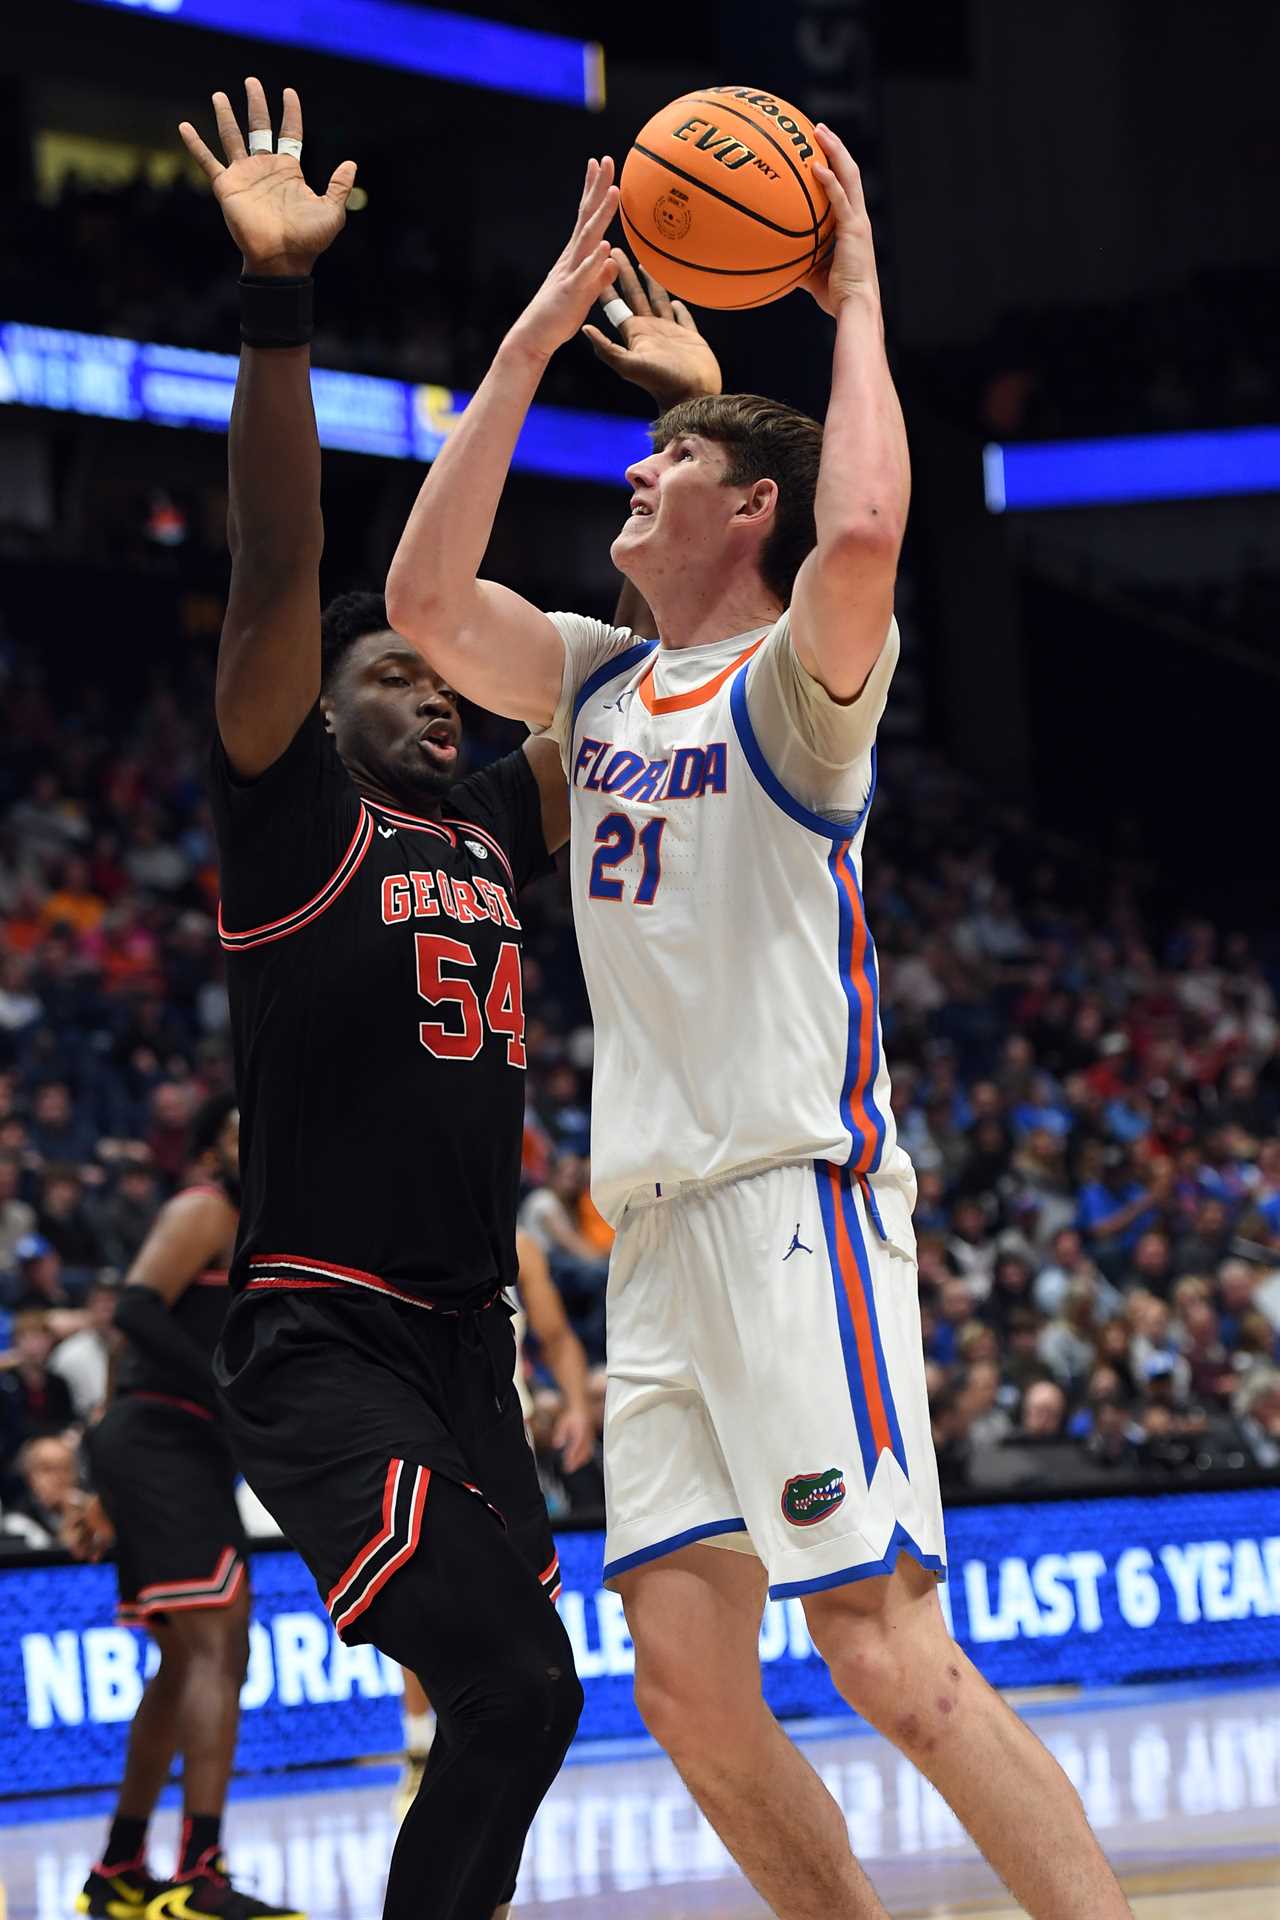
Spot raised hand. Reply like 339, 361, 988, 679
61, 1490, 114, 1562
582, 250, 722, 409
507, 158, 620, 364
179, 77, 357, 277
803, 124, 880, 320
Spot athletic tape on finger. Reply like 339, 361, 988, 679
248, 131, 274, 155
277, 137, 303, 160
603, 298, 632, 330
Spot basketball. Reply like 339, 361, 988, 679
619, 85, 833, 310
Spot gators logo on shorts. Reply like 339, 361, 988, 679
781, 1467, 847, 1527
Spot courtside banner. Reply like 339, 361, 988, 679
3, 1487, 1278, 1794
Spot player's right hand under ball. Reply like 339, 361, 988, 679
179, 77, 357, 279
582, 249, 723, 410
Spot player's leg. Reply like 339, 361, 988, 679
699, 1160, 1129, 1915
399, 1668, 435, 1757
81, 1404, 241, 1914
163, 1577, 251, 1879
360, 1472, 583, 1920
79, 1620, 187, 1913
217, 1290, 580, 1920
804, 1557, 1132, 1918
114, 1620, 187, 1824
393, 1668, 437, 1823
616, 1543, 891, 1920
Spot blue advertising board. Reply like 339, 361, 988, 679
0, 323, 650, 485
3, 1488, 1278, 1795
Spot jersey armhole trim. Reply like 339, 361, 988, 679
570, 639, 659, 734
729, 661, 877, 844
218, 806, 374, 951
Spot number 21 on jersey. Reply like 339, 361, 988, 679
588, 813, 666, 908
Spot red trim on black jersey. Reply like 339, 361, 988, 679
327, 1458, 429, 1635
245, 1253, 499, 1315
366, 801, 457, 846
133, 1547, 245, 1617
129, 1390, 216, 1422
441, 817, 515, 889
218, 807, 374, 951
539, 1552, 563, 1604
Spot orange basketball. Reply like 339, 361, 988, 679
619, 85, 832, 310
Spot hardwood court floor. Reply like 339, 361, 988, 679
2, 1681, 1276, 1918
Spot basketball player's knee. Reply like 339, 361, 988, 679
482, 1652, 583, 1778
806, 1609, 903, 1717
172, 1610, 248, 1691
218, 1613, 251, 1684
632, 1650, 712, 1758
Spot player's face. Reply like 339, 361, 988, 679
327, 632, 463, 802
612, 434, 743, 587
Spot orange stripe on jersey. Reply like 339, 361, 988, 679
636, 640, 765, 714
825, 1163, 893, 1459
833, 846, 877, 1174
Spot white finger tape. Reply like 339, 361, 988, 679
603, 297, 633, 329
277, 137, 303, 160
248, 130, 274, 155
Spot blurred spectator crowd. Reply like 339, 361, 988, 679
2, 609, 1280, 1552
0, 172, 597, 407
938, 266, 1280, 441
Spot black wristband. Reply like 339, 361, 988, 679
239, 273, 314, 348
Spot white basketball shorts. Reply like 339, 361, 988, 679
602, 1159, 947, 1598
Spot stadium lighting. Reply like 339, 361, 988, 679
984, 426, 1280, 513
74, 0, 606, 110
0, 322, 649, 485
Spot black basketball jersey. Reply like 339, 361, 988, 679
208, 710, 552, 1309
116, 1183, 235, 1409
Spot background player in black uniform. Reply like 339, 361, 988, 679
178, 81, 581, 1920
67, 1096, 297, 1920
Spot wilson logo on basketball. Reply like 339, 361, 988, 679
705, 86, 816, 162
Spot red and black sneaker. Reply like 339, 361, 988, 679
142, 1854, 304, 1920
76, 1861, 165, 1920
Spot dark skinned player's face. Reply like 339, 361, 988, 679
323, 631, 463, 804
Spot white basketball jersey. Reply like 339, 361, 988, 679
544, 610, 913, 1225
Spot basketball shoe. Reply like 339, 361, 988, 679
143, 1853, 304, 1920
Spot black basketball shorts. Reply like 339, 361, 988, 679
87, 1395, 249, 1624
214, 1286, 560, 1641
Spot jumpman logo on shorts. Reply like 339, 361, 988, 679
783, 1224, 812, 1261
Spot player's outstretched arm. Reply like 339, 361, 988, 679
587, 250, 723, 639
111, 1188, 237, 1402
385, 159, 621, 728
179, 80, 357, 778
790, 127, 910, 701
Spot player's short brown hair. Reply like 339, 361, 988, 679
650, 393, 823, 607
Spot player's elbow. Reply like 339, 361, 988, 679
820, 509, 905, 574
384, 565, 449, 646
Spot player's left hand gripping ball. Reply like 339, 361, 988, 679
803, 125, 880, 319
